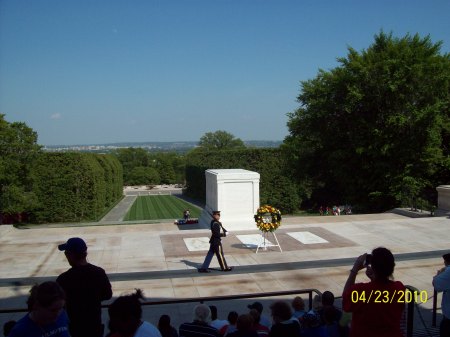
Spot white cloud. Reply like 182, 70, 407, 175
50, 113, 61, 120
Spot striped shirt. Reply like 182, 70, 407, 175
179, 321, 220, 337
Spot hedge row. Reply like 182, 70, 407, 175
185, 148, 300, 213
31, 153, 123, 223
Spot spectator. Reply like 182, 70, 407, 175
158, 314, 178, 337
433, 252, 450, 337
300, 312, 327, 337
226, 314, 258, 337
107, 289, 161, 337
57, 237, 112, 337
179, 304, 220, 337
247, 302, 271, 329
9, 281, 69, 337
219, 311, 238, 336
268, 301, 301, 337
3, 321, 15, 337
209, 305, 228, 330
308, 294, 322, 314
323, 306, 340, 337
318, 291, 342, 325
183, 210, 190, 221
248, 309, 269, 337
291, 296, 306, 320
342, 247, 405, 337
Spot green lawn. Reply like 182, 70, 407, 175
123, 195, 201, 221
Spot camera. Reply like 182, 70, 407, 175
365, 254, 372, 266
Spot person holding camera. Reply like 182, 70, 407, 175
433, 253, 450, 337
198, 211, 233, 273
342, 247, 405, 337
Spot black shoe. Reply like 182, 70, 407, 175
222, 267, 233, 272
198, 268, 210, 273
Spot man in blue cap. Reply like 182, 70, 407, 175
433, 252, 450, 337
56, 237, 112, 337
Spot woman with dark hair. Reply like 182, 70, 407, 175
158, 315, 178, 337
342, 247, 406, 337
107, 289, 162, 337
226, 314, 258, 337
268, 301, 301, 337
9, 281, 69, 337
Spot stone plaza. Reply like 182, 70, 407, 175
0, 211, 449, 333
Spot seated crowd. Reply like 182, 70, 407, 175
6, 246, 444, 337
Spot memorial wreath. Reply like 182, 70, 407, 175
254, 205, 282, 232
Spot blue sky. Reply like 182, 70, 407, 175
1, 1, 449, 146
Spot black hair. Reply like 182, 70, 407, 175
108, 289, 144, 322
236, 314, 254, 332
227, 311, 239, 324
371, 247, 395, 280
158, 314, 174, 337
3, 320, 16, 336
322, 291, 335, 306
443, 253, 450, 264
27, 281, 65, 311
209, 305, 218, 320
270, 301, 292, 321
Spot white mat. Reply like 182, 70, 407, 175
236, 234, 276, 248
183, 237, 210, 251
287, 231, 328, 244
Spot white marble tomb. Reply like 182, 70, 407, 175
198, 169, 260, 231
437, 185, 450, 211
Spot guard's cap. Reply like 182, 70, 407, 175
212, 210, 221, 215
58, 237, 87, 254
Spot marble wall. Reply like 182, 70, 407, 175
199, 169, 260, 231
437, 185, 450, 211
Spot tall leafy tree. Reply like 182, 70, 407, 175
284, 32, 450, 211
0, 114, 41, 219
197, 130, 245, 150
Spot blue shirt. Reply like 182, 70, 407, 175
9, 310, 70, 337
433, 265, 450, 319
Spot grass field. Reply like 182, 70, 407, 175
123, 195, 201, 221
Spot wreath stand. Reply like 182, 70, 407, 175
256, 231, 282, 253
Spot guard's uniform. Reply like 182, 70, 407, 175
200, 218, 230, 271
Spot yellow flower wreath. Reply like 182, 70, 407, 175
254, 205, 282, 232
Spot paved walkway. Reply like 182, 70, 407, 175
0, 213, 449, 334
99, 195, 137, 223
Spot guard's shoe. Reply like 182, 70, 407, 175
222, 267, 233, 272
198, 268, 210, 273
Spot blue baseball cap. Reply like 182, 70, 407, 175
58, 237, 87, 253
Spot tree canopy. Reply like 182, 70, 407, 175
0, 114, 41, 216
284, 32, 450, 211
197, 130, 245, 150
112, 148, 185, 185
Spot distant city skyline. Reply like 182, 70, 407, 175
1, 1, 449, 146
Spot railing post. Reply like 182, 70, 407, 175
406, 300, 414, 337
433, 289, 438, 327
405, 286, 415, 337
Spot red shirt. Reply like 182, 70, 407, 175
343, 280, 405, 337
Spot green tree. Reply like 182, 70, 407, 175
149, 152, 184, 184
197, 130, 245, 150
127, 166, 160, 185
0, 114, 41, 219
284, 32, 450, 212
